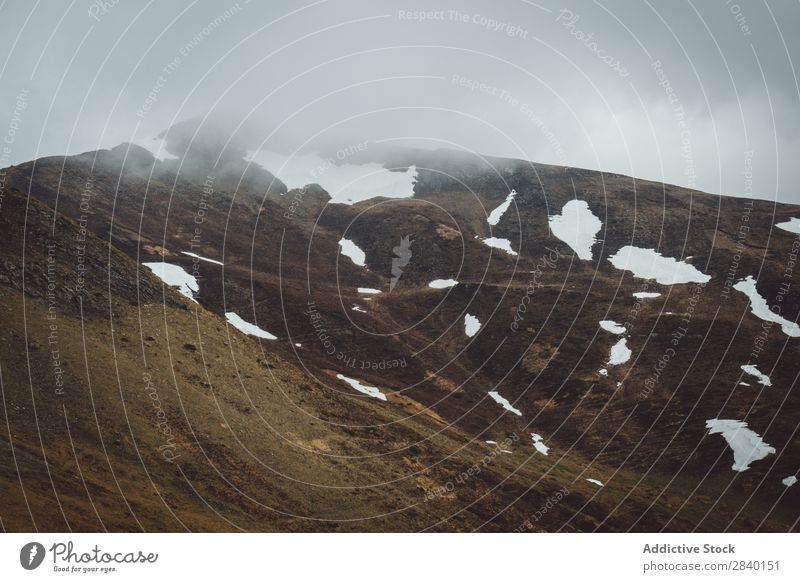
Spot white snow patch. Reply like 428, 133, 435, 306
336, 374, 387, 401
705, 419, 776, 472
181, 251, 223, 266
608, 246, 711, 284
733, 276, 800, 337
586, 478, 604, 487
428, 278, 458, 289
487, 190, 516, 226
548, 200, 602, 260
738, 382, 750, 386
246, 150, 417, 204
598, 368, 608, 376
531, 433, 550, 455
352, 305, 367, 313
608, 338, 631, 365
775, 218, 800, 234
464, 314, 481, 337
295, 343, 302, 347
599, 320, 626, 334
783, 475, 798, 487
488, 391, 522, 416
740, 364, 772, 387
357, 287, 382, 294
338, 238, 366, 267
482, 237, 518, 256
633, 291, 661, 299
485, 440, 497, 445
224, 312, 277, 340
143, 262, 199, 301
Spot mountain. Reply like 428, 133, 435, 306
1, 138, 798, 531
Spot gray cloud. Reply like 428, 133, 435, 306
1, 0, 798, 202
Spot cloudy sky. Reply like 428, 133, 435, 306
1, 0, 799, 202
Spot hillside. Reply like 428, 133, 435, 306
1, 141, 799, 532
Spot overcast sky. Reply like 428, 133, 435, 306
1, 0, 799, 202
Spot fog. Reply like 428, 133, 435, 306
1, 0, 799, 202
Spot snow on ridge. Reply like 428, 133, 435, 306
599, 320, 626, 335
548, 200, 602, 261
127, 137, 178, 162
608, 338, 631, 365
225, 312, 277, 340
143, 262, 199, 302
245, 149, 417, 204
740, 364, 771, 387
181, 251, 223, 266
336, 373, 387, 401
358, 287, 382, 294
783, 475, 798, 487
482, 237, 518, 256
464, 314, 481, 337
608, 246, 711, 285
488, 391, 522, 416
339, 238, 366, 267
775, 217, 800, 234
705, 419, 775, 472
733, 276, 800, 337
487, 190, 516, 226
586, 478, 604, 487
429, 279, 458, 289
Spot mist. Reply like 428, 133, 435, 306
1, 0, 799, 202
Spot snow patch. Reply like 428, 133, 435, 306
464, 314, 481, 337
352, 305, 367, 313
599, 320, 626, 334
488, 391, 522, 416
428, 279, 458, 289
143, 262, 198, 302
598, 368, 608, 376
357, 287, 382, 294
608, 338, 631, 365
338, 238, 366, 267
224, 312, 277, 340
783, 475, 798, 487
487, 190, 516, 226
733, 276, 800, 337
586, 478, 604, 487
608, 246, 711, 284
633, 291, 661, 299
482, 237, 518, 256
548, 200, 602, 260
531, 433, 550, 455
775, 218, 800, 234
336, 374, 387, 401
705, 419, 775, 472
740, 364, 771, 387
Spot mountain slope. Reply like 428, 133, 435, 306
1, 141, 799, 532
